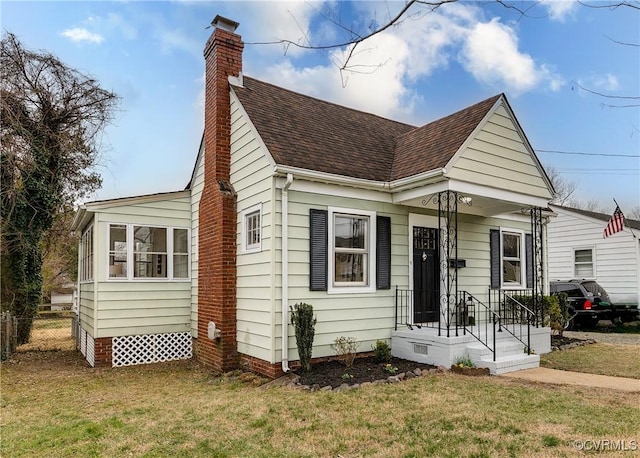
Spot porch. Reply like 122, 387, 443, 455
391, 288, 551, 374
391, 189, 551, 374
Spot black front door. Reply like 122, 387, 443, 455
413, 226, 439, 323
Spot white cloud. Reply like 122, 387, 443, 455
578, 73, 621, 92
61, 27, 104, 44
249, 2, 565, 120
540, 0, 579, 22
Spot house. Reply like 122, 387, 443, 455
548, 204, 640, 306
71, 16, 554, 375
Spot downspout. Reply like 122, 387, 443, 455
281, 173, 294, 372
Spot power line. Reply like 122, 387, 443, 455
537, 149, 639, 158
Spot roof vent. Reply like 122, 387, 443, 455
212, 15, 239, 33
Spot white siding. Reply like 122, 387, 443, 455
275, 188, 539, 364
79, 282, 95, 335
277, 191, 410, 362
448, 104, 552, 200
190, 145, 205, 337
230, 93, 275, 362
92, 194, 192, 338
548, 208, 639, 304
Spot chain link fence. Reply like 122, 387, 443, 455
1, 308, 76, 360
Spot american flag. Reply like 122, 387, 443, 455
603, 205, 625, 238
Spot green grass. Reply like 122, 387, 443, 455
541, 343, 640, 379
2, 351, 640, 457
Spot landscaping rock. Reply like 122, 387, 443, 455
405, 371, 416, 379
320, 385, 332, 391
388, 375, 400, 383
413, 368, 422, 376
437, 365, 448, 373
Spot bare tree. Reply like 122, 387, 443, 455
628, 205, 640, 220
1, 33, 118, 343
545, 166, 578, 206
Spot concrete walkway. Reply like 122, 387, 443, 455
502, 367, 640, 392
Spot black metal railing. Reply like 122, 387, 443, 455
458, 291, 500, 361
394, 287, 542, 358
489, 289, 543, 355
489, 289, 546, 328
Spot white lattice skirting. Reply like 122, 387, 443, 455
112, 332, 192, 367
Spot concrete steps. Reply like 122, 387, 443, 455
466, 340, 540, 375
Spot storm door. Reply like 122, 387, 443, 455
413, 226, 440, 323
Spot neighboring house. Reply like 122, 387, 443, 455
548, 204, 640, 306
50, 284, 75, 311
72, 16, 554, 375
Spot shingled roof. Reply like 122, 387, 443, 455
553, 205, 640, 231
232, 76, 502, 182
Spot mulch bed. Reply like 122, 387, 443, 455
551, 334, 586, 348
297, 356, 436, 388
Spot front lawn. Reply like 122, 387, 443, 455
541, 343, 640, 379
2, 351, 639, 457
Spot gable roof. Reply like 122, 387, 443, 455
551, 204, 640, 231
391, 95, 502, 180
232, 76, 502, 182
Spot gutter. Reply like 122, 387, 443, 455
281, 173, 294, 373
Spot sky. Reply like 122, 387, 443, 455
2, 0, 639, 213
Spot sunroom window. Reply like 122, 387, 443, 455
107, 224, 189, 280
109, 225, 128, 278
80, 226, 94, 282
133, 226, 167, 278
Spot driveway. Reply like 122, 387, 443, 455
563, 330, 640, 346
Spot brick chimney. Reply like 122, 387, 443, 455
197, 15, 244, 372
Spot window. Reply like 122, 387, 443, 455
309, 209, 389, 292
80, 226, 93, 282
490, 229, 532, 289
133, 226, 167, 278
107, 224, 189, 280
109, 224, 128, 278
502, 231, 522, 285
334, 214, 368, 285
241, 204, 261, 253
574, 249, 594, 278
173, 229, 189, 278
328, 207, 376, 293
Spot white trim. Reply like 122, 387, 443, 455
275, 177, 393, 203
573, 246, 596, 279
230, 89, 277, 170
327, 206, 377, 294
106, 222, 191, 282
499, 227, 526, 289
85, 190, 190, 211
240, 203, 262, 254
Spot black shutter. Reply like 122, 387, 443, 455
309, 209, 328, 291
376, 215, 391, 290
525, 233, 533, 289
490, 229, 500, 289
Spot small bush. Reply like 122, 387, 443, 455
548, 293, 571, 337
331, 336, 359, 368
453, 355, 475, 368
372, 340, 392, 363
290, 303, 316, 372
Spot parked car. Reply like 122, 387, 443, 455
549, 280, 635, 329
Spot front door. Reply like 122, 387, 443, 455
413, 226, 439, 323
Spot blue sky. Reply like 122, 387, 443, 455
2, 1, 639, 213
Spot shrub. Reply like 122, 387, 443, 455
548, 293, 571, 337
331, 336, 359, 368
453, 355, 475, 368
372, 340, 392, 363
290, 303, 316, 372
